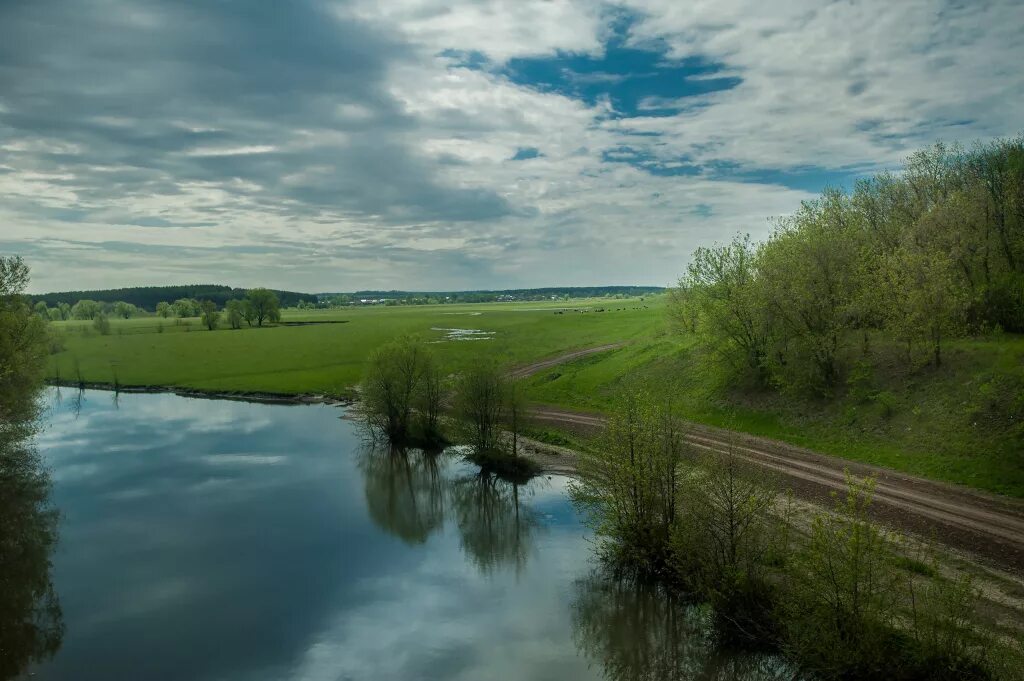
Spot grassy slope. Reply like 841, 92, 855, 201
523, 329, 1024, 497
48, 296, 1024, 496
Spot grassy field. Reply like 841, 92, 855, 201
48, 297, 664, 395
47, 296, 1024, 497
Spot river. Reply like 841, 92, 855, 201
11, 388, 790, 680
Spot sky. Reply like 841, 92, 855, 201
2, 0, 1022, 293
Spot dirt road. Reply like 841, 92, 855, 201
528, 404, 1024, 571
507, 343, 624, 380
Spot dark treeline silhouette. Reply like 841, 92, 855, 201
31, 284, 315, 312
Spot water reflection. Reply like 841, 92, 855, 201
359, 446, 448, 545
450, 470, 540, 574
571, 573, 797, 681
0, 438, 64, 680
358, 445, 542, 573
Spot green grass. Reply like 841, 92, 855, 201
47, 296, 1024, 497
522, 331, 1024, 497
48, 297, 664, 396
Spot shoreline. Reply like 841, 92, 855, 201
45, 379, 353, 407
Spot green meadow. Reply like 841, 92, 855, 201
48, 297, 664, 396
46, 295, 1024, 496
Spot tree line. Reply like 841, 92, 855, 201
672, 136, 1024, 395
31, 288, 283, 333
30, 284, 315, 312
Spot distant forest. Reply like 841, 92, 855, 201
31, 285, 317, 311
329, 286, 665, 304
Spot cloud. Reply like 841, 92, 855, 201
1, 0, 1021, 292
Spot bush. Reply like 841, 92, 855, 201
92, 313, 110, 335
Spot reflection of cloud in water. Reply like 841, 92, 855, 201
201, 454, 287, 466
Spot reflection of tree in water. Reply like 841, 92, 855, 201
359, 446, 448, 545
571, 572, 797, 681
449, 472, 540, 574
0, 437, 64, 680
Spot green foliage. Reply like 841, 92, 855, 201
673, 136, 1024, 396
0, 257, 49, 431
31, 284, 315, 311
70, 299, 101, 320
243, 288, 280, 327
200, 300, 220, 331
112, 301, 137, 319
569, 385, 686, 574
155, 301, 171, 318
172, 298, 201, 318
92, 312, 111, 335
224, 299, 244, 330
361, 336, 446, 447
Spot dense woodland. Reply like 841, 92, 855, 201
328, 286, 664, 305
673, 137, 1024, 395
30, 285, 315, 312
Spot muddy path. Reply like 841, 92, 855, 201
527, 404, 1024, 572
507, 343, 624, 380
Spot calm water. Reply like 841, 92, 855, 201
15, 388, 788, 681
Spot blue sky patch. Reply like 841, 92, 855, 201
511, 147, 542, 161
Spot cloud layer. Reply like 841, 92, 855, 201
2, 0, 1022, 292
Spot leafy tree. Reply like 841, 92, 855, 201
881, 248, 967, 366
569, 385, 686, 572
172, 298, 200, 318
361, 337, 444, 446
224, 299, 244, 330
47, 308, 63, 322
33, 301, 49, 320
243, 288, 280, 327
454, 362, 508, 456
673, 234, 773, 383
70, 299, 101, 320
92, 313, 110, 335
112, 301, 136, 319
56, 302, 71, 321
155, 301, 171, 318
0, 256, 49, 430
200, 300, 220, 331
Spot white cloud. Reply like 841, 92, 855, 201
1, 0, 1021, 292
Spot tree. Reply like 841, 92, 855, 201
92, 313, 110, 335
112, 301, 136, 319
361, 336, 443, 446
47, 308, 63, 322
881, 248, 967, 366
155, 301, 171, 318
569, 385, 687, 573
70, 299, 101, 320
200, 300, 220, 331
33, 301, 49, 320
673, 234, 773, 384
0, 257, 49, 430
224, 299, 244, 330
172, 298, 200, 318
244, 288, 280, 327
454, 362, 508, 456
57, 302, 71, 321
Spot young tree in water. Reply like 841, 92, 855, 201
569, 385, 687, 573
200, 300, 220, 331
244, 288, 281, 327
361, 336, 444, 446
455, 362, 507, 455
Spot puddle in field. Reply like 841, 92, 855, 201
430, 327, 495, 341
442, 311, 482, 316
